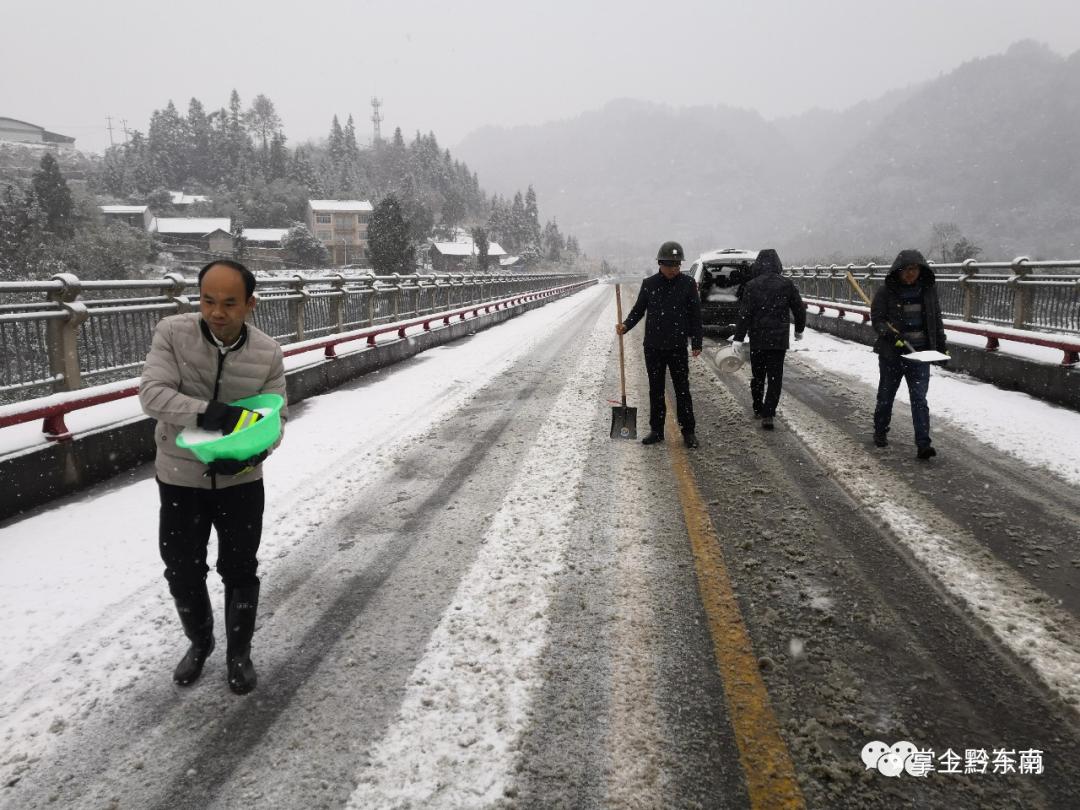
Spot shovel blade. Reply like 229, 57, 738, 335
902, 350, 951, 364
610, 405, 638, 440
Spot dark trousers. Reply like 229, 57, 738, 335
749, 349, 787, 417
644, 347, 695, 434
158, 479, 264, 601
874, 355, 931, 447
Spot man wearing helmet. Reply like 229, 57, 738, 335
616, 241, 704, 448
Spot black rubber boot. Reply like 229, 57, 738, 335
683, 432, 699, 449
916, 445, 937, 460
761, 416, 775, 430
874, 432, 889, 447
225, 582, 260, 695
172, 586, 215, 686
641, 432, 664, 445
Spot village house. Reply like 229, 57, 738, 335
0, 117, 75, 146
306, 200, 373, 266
153, 217, 233, 253
429, 236, 507, 273
100, 205, 152, 230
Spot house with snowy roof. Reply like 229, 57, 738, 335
167, 191, 210, 206
241, 228, 289, 247
0, 117, 75, 146
100, 205, 152, 230
306, 200, 373, 265
429, 236, 507, 273
153, 217, 233, 253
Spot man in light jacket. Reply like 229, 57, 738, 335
140, 260, 287, 694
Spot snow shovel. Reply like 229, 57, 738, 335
610, 284, 638, 439
845, 272, 950, 363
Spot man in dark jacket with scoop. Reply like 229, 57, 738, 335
871, 249, 948, 459
730, 249, 805, 430
617, 241, 704, 448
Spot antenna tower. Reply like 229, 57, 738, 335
371, 97, 383, 144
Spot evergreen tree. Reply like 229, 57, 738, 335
31, 153, 75, 237
231, 209, 246, 259
125, 131, 159, 195
510, 191, 527, 251
471, 226, 489, 272
282, 221, 330, 267
289, 147, 321, 195
542, 219, 564, 261
226, 90, 253, 185
0, 184, 48, 279
328, 116, 345, 174
368, 194, 413, 274
440, 190, 466, 233
147, 101, 188, 187
187, 98, 212, 184
245, 93, 281, 151
101, 147, 130, 197
268, 131, 289, 180
524, 185, 541, 247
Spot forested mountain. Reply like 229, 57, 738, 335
456, 41, 1080, 264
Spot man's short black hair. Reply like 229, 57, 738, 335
198, 259, 256, 298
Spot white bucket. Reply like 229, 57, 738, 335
713, 345, 744, 373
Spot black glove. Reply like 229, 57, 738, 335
204, 450, 269, 477
198, 401, 263, 435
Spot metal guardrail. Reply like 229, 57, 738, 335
785, 257, 1080, 336
0, 270, 590, 402
802, 297, 1080, 366
0, 279, 597, 441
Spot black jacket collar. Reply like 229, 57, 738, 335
199, 318, 249, 352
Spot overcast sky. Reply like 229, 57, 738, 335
5, 0, 1080, 154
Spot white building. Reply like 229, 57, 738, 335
306, 200, 373, 266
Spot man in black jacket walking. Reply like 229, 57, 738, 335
731, 249, 805, 430
871, 249, 948, 459
617, 241, 704, 448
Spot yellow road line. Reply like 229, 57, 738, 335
665, 405, 806, 809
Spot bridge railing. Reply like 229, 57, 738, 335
0, 271, 589, 403
785, 258, 1080, 336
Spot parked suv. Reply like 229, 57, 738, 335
688, 248, 759, 333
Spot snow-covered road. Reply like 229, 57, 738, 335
1, 282, 1078, 809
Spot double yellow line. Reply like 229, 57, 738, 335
666, 407, 806, 809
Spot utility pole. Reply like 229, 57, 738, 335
120, 119, 130, 143
370, 97, 383, 145
105, 116, 115, 147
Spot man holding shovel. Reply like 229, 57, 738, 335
870, 249, 948, 459
616, 241, 703, 448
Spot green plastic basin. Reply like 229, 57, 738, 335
176, 393, 284, 463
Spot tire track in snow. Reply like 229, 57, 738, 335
780, 396, 1080, 714
345, 309, 613, 807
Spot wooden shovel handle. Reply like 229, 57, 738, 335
846, 270, 909, 345
615, 285, 628, 407
845, 270, 874, 308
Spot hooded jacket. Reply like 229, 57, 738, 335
870, 249, 948, 359
140, 312, 288, 489
733, 249, 806, 350
622, 271, 704, 352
